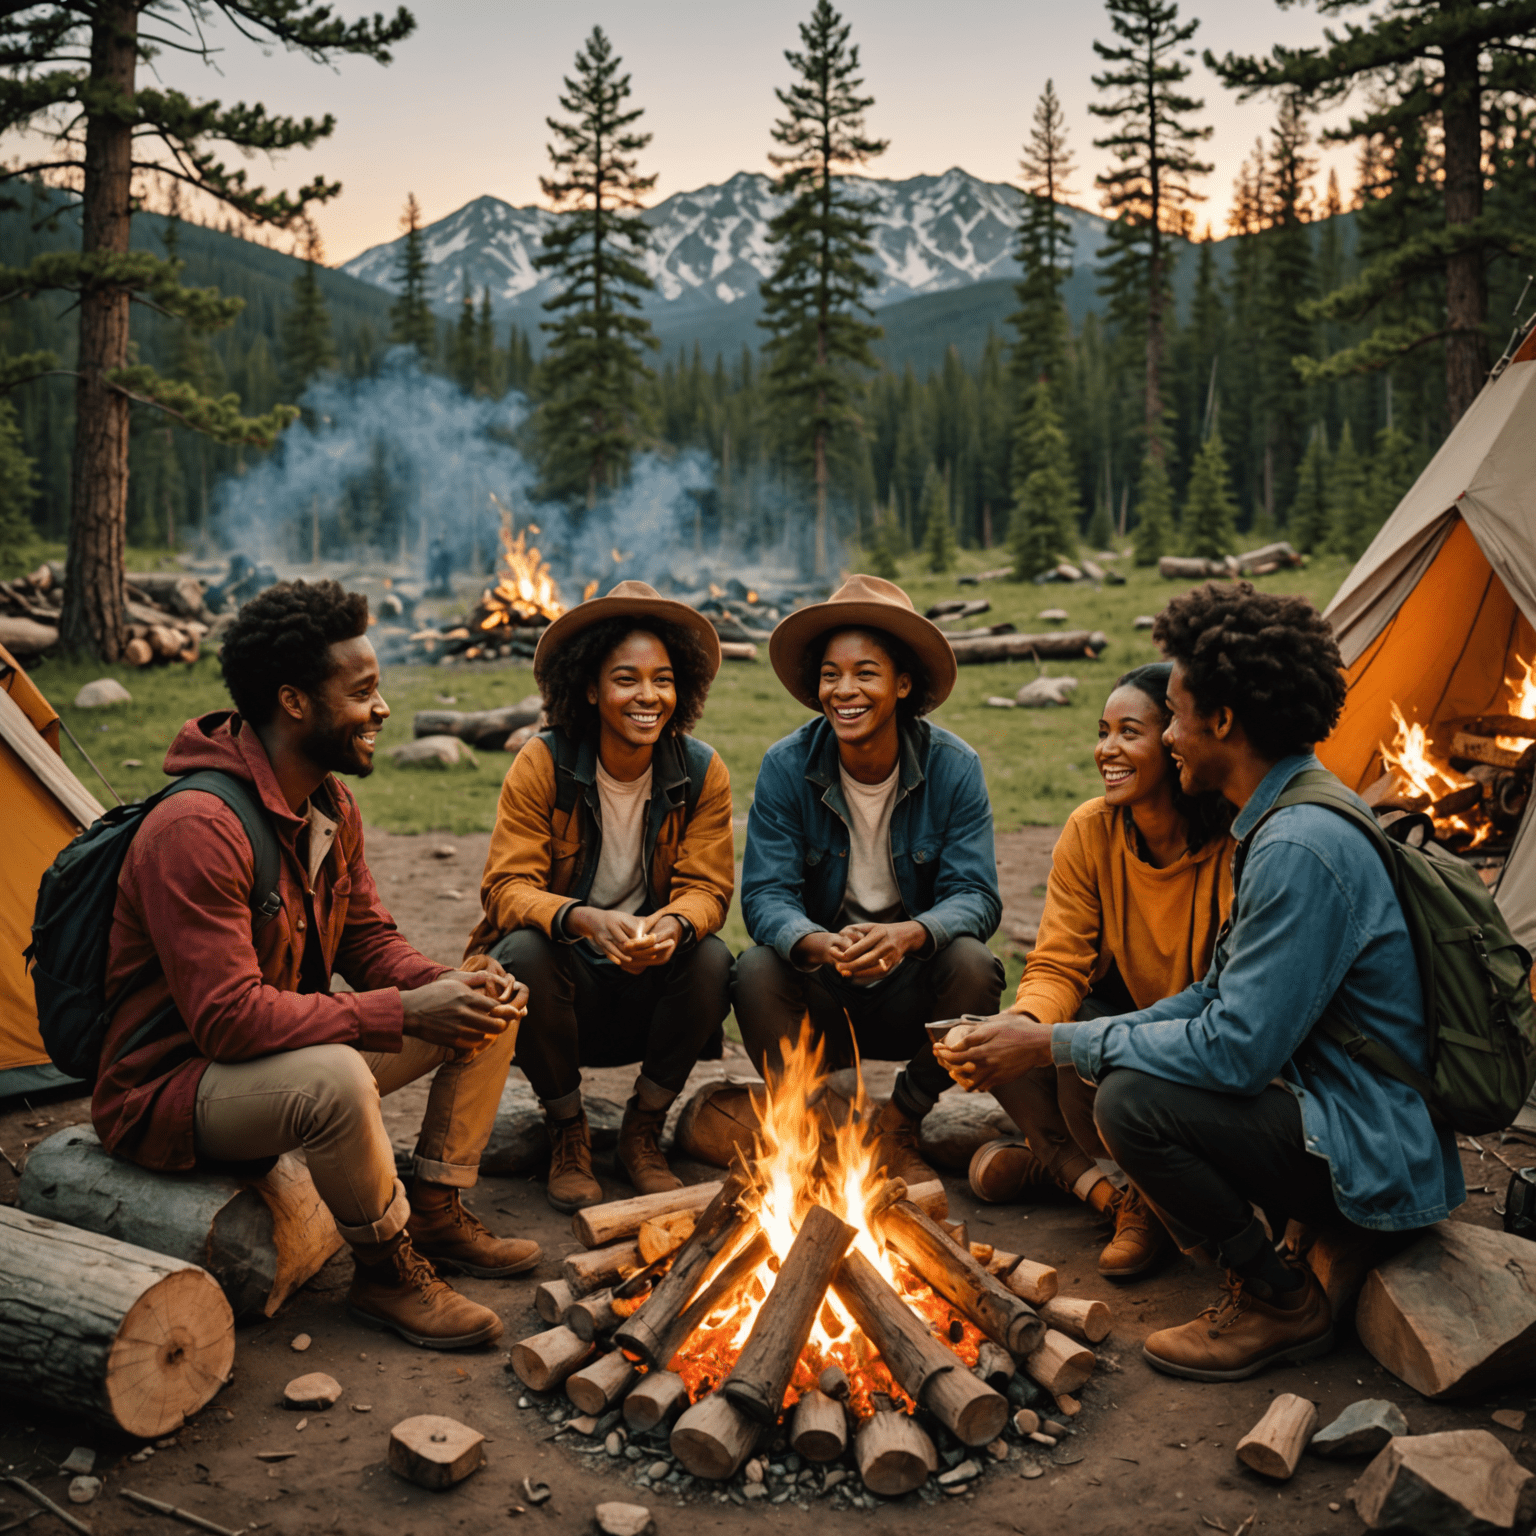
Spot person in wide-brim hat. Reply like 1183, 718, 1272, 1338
468, 579, 735, 1215
734, 571, 1004, 1187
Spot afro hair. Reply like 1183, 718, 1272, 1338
1152, 581, 1346, 760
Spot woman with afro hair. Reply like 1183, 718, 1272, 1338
465, 582, 735, 1212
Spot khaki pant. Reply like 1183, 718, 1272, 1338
194, 1026, 517, 1245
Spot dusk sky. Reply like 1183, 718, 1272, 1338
92, 0, 1358, 263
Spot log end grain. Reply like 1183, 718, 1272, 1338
388, 1415, 485, 1490
1236, 1393, 1319, 1481
789, 1389, 848, 1463
623, 1371, 689, 1433
670, 1393, 760, 1480
508, 1327, 595, 1393
856, 1411, 938, 1496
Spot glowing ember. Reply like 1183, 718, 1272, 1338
478, 511, 565, 628
666, 1023, 982, 1418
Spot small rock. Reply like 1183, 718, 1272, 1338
1020, 1463, 1044, 1480
284, 1372, 342, 1411
60, 1448, 96, 1476
937, 1459, 980, 1487
295, 1418, 308, 1432
1015, 675, 1078, 708
1012, 1409, 1040, 1437
518, 1397, 531, 1409
647, 1460, 671, 1480
986, 1438, 1009, 1461
1043, 1419, 1070, 1438
121, 758, 143, 769
524, 1478, 552, 1505
983, 696, 1016, 709
823, 1469, 847, 1491
1311, 1399, 1409, 1460
255, 1451, 297, 1463
129, 1448, 153, 1463
290, 1333, 312, 1352
1329, 1503, 1341, 1513
744, 1458, 765, 1484
742, 1483, 768, 1500
74, 678, 132, 708
67, 1476, 101, 1505
596, 1503, 654, 1536
568, 1414, 598, 1436
1028, 1432, 1058, 1448
1133, 615, 1156, 630
351, 1403, 373, 1413
1055, 1395, 1081, 1418
1038, 608, 1070, 623
605, 1430, 625, 1457
386, 734, 478, 769
1492, 1409, 1527, 1432
432, 845, 457, 859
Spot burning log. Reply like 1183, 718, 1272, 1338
1039, 1297, 1112, 1345
867, 1176, 949, 1223
818, 1364, 850, 1400
566, 1350, 637, 1415
832, 1248, 1008, 1447
623, 1370, 690, 1433
573, 1182, 723, 1249
1021, 1328, 1094, 1396
638, 1211, 696, 1264
878, 1201, 1045, 1358
973, 1341, 1016, 1391
508, 1326, 595, 1392
670, 1393, 761, 1480
563, 1288, 622, 1343
790, 1388, 849, 1462
947, 629, 1108, 665
564, 1239, 643, 1296
1451, 731, 1533, 771
855, 1411, 938, 1496
723, 1205, 855, 1424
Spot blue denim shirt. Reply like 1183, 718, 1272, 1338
1052, 753, 1465, 1231
741, 716, 1002, 960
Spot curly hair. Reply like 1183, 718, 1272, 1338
1112, 662, 1234, 853
220, 580, 371, 724
1152, 582, 1346, 759
797, 625, 940, 721
536, 617, 714, 739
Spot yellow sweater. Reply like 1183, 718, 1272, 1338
1012, 797, 1235, 1023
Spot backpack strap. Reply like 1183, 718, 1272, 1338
538, 729, 583, 817
162, 770, 284, 926
678, 734, 713, 818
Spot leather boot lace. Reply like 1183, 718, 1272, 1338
1201, 1273, 1251, 1339
550, 1118, 587, 1179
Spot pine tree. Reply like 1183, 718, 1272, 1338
281, 238, 336, 397
1010, 80, 1076, 392
759, 0, 888, 575
1009, 382, 1080, 578
452, 274, 477, 392
920, 463, 956, 573
534, 26, 658, 506
0, 399, 38, 578
474, 289, 498, 395
1329, 420, 1371, 557
1367, 415, 1419, 527
1086, 494, 1116, 551
1132, 447, 1174, 566
865, 505, 901, 579
0, 2, 406, 657
1182, 429, 1237, 557
1212, 0, 1536, 423
507, 323, 536, 394
1288, 423, 1331, 552
390, 194, 438, 360
1091, 0, 1213, 457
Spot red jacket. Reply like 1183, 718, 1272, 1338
92, 711, 445, 1171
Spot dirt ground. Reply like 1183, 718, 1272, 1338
1, 827, 1532, 1536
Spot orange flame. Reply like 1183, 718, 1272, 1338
1379, 704, 1468, 803
1496, 654, 1536, 752
479, 514, 565, 627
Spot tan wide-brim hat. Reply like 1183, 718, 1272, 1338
768, 573, 957, 711
533, 580, 723, 680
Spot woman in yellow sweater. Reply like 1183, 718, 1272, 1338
936, 662, 1235, 1278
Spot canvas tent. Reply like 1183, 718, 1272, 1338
0, 644, 105, 1094
1319, 326, 1536, 950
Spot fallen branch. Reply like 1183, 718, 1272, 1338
5, 1478, 92, 1536
119, 1490, 243, 1536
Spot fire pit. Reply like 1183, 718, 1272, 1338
508, 1030, 1101, 1503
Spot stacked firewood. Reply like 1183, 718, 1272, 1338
508, 1176, 1110, 1500
0, 564, 213, 665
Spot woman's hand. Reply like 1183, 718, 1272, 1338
932, 1013, 1056, 1093
827, 920, 928, 979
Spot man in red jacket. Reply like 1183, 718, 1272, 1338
94, 580, 538, 1350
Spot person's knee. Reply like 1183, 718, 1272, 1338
305, 1044, 380, 1130
1091, 1068, 1157, 1152
731, 944, 793, 1011
491, 927, 556, 985
932, 935, 1005, 1008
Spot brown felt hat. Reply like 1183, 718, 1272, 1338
533, 580, 722, 680
768, 573, 957, 712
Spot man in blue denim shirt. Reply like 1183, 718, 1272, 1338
938, 583, 1463, 1381
735, 575, 1004, 1183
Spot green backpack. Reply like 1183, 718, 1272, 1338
1235, 768, 1536, 1136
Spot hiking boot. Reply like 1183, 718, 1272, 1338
873, 1098, 939, 1187
617, 1097, 683, 1196
406, 1184, 541, 1279
1098, 1185, 1173, 1279
546, 1110, 604, 1213
968, 1136, 1054, 1204
346, 1231, 503, 1350
1142, 1268, 1334, 1382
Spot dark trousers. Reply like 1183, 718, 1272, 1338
731, 937, 1005, 1114
491, 929, 732, 1105
1092, 1068, 1350, 1270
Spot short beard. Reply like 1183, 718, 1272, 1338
305, 704, 372, 779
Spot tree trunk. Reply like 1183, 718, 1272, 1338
0, 1206, 234, 1439
1441, 40, 1488, 424
62, 0, 139, 662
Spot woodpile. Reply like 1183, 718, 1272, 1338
1158, 541, 1304, 581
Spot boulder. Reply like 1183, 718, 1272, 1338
1133, 615, 1155, 630
1015, 676, 1078, 708
478, 1080, 624, 1175
919, 1091, 1016, 1173
1351, 1430, 1534, 1535
386, 734, 478, 769
1310, 1398, 1408, 1459
1038, 608, 1070, 624
73, 678, 133, 708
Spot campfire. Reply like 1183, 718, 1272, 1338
510, 1029, 1101, 1500
1374, 656, 1536, 859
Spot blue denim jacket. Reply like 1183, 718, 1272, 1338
1052, 753, 1465, 1231
741, 716, 1002, 960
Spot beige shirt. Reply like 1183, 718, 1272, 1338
588, 762, 652, 914
837, 763, 904, 927
303, 799, 338, 890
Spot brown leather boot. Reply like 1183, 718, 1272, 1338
1142, 1268, 1334, 1382
873, 1098, 939, 1186
346, 1231, 503, 1350
546, 1110, 604, 1213
406, 1183, 541, 1279
1098, 1185, 1173, 1279
967, 1136, 1054, 1204
617, 1097, 683, 1195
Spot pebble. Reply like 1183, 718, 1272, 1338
67, 1477, 101, 1505
290, 1333, 312, 1352
1020, 1464, 1044, 1480
129, 1448, 153, 1463
154, 1437, 177, 1450
284, 1372, 343, 1411
1028, 1432, 1058, 1448
1043, 1419, 1070, 1438
351, 1404, 373, 1413
823, 1469, 847, 1491
986, 1438, 1009, 1461
742, 1484, 768, 1501
568, 1414, 598, 1436
605, 1431, 625, 1457
1329, 1503, 1341, 1513
744, 1459, 765, 1485
937, 1459, 980, 1487
120, 758, 143, 769
595, 1502, 654, 1536
1012, 1409, 1040, 1437
1493, 1409, 1527, 1432
624, 1446, 645, 1461
647, 1461, 671, 1480
60, 1448, 95, 1476
942, 1483, 969, 1497
517, 1397, 531, 1409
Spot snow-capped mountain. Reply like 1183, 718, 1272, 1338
340, 168, 1106, 323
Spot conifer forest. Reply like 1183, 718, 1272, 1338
4, 1, 1536, 654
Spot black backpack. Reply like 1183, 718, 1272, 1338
25, 771, 282, 1085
